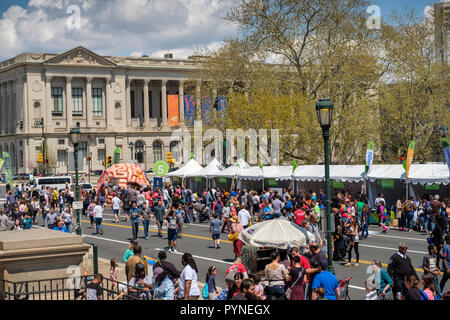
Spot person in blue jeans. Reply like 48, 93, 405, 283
311, 259, 340, 300
360, 204, 370, 239
440, 235, 450, 292
141, 203, 151, 240
129, 202, 142, 240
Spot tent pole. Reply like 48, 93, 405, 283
405, 179, 408, 201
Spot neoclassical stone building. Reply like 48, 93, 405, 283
0, 46, 207, 175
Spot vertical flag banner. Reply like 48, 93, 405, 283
441, 137, 450, 172
365, 141, 375, 174
217, 96, 227, 118
2, 152, 13, 186
292, 159, 298, 174
403, 140, 416, 179
0, 158, 4, 171
113, 147, 121, 164
184, 95, 195, 126
168, 95, 179, 126
202, 97, 212, 125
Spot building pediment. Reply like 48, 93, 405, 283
43, 46, 116, 67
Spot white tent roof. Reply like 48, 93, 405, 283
367, 164, 404, 182
165, 158, 203, 178
293, 165, 366, 182
262, 166, 294, 181
239, 218, 316, 249
213, 158, 250, 178
408, 164, 449, 185
185, 158, 224, 178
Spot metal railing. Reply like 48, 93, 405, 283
0, 275, 151, 301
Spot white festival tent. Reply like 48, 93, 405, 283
213, 158, 251, 190
239, 218, 316, 249
293, 165, 366, 182
165, 158, 203, 187
184, 158, 225, 189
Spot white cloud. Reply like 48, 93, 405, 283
0, 0, 238, 60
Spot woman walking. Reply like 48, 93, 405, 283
264, 251, 288, 300
229, 215, 244, 259
93, 202, 104, 235
344, 216, 360, 267
61, 205, 74, 233
179, 253, 201, 300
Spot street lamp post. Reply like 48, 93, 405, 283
440, 125, 449, 162
129, 141, 134, 161
316, 98, 335, 274
70, 127, 82, 235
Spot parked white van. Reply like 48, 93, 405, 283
34, 176, 73, 191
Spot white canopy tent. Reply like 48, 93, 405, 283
408, 163, 449, 185
214, 158, 251, 178
239, 218, 316, 249
165, 158, 203, 187
293, 165, 366, 182
184, 158, 225, 189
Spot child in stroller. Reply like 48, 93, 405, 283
194, 203, 211, 223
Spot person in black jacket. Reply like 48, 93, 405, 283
387, 242, 418, 300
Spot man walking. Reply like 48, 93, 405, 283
125, 245, 148, 282
129, 202, 142, 240
154, 200, 166, 238
387, 242, 418, 300
238, 204, 251, 229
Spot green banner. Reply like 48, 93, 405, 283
292, 159, 298, 174
0, 158, 4, 171
425, 184, 440, 191
153, 161, 169, 177
268, 178, 278, 187
194, 177, 203, 183
172, 176, 180, 182
380, 179, 394, 189
219, 177, 227, 183
113, 147, 121, 164
332, 180, 345, 189
2, 152, 13, 186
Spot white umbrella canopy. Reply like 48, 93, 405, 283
239, 218, 316, 249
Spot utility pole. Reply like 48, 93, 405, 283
41, 118, 46, 176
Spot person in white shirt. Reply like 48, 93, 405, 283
112, 194, 121, 224
93, 203, 104, 235
238, 204, 252, 229
179, 253, 201, 300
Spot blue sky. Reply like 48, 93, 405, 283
0, 0, 441, 60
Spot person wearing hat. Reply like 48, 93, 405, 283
230, 215, 244, 258
152, 267, 175, 300
311, 259, 340, 300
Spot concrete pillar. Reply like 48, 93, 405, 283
143, 79, 150, 127
105, 78, 112, 128
179, 80, 184, 124
161, 79, 168, 126
86, 77, 93, 127
66, 77, 72, 130
45, 76, 52, 129
126, 77, 131, 127
22, 75, 29, 133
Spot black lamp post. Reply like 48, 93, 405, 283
129, 141, 134, 161
440, 125, 448, 138
70, 127, 81, 235
316, 98, 335, 274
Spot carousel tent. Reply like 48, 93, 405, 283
239, 218, 316, 249
165, 158, 203, 178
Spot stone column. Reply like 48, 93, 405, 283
9, 81, 14, 134
179, 80, 184, 124
66, 76, 73, 129
195, 79, 201, 121
0, 83, 4, 134
22, 75, 29, 133
45, 76, 52, 129
161, 79, 168, 126
86, 77, 93, 127
105, 78, 112, 128
143, 79, 150, 127
126, 77, 131, 127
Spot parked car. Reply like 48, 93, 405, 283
81, 183, 94, 192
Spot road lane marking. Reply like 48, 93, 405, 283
154, 248, 233, 265
349, 285, 365, 291
358, 243, 426, 254
341, 259, 431, 275
80, 219, 234, 244
372, 234, 427, 242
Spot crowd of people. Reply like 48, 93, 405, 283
1, 181, 449, 301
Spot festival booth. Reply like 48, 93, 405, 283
239, 219, 315, 275
293, 165, 366, 197
212, 158, 250, 190
97, 163, 151, 205
165, 158, 203, 189
407, 164, 450, 198
184, 158, 224, 190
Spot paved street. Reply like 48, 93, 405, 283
23, 206, 448, 300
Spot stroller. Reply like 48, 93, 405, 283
194, 203, 211, 223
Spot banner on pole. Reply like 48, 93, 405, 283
441, 138, 450, 173
168, 95, 179, 126
292, 159, 298, 174
403, 140, 416, 179
2, 152, 13, 186
365, 141, 374, 174
184, 95, 196, 126
0, 158, 4, 171
113, 147, 121, 164
153, 177, 163, 189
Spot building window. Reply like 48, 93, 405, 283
153, 141, 162, 162
92, 88, 103, 117
135, 140, 145, 164
131, 90, 136, 118
51, 87, 63, 116
79, 142, 87, 167
98, 139, 105, 144
58, 139, 65, 145
19, 150, 23, 168
170, 141, 180, 163
72, 88, 83, 116
97, 148, 106, 165
57, 150, 68, 167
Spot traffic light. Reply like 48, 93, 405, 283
86, 156, 91, 161
107, 155, 112, 167
167, 152, 172, 163
38, 153, 43, 163
102, 160, 106, 167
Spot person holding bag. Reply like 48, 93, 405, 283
229, 215, 244, 259
286, 255, 306, 300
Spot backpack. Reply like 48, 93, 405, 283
425, 202, 433, 216
225, 264, 239, 282
202, 283, 209, 299
168, 216, 178, 230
